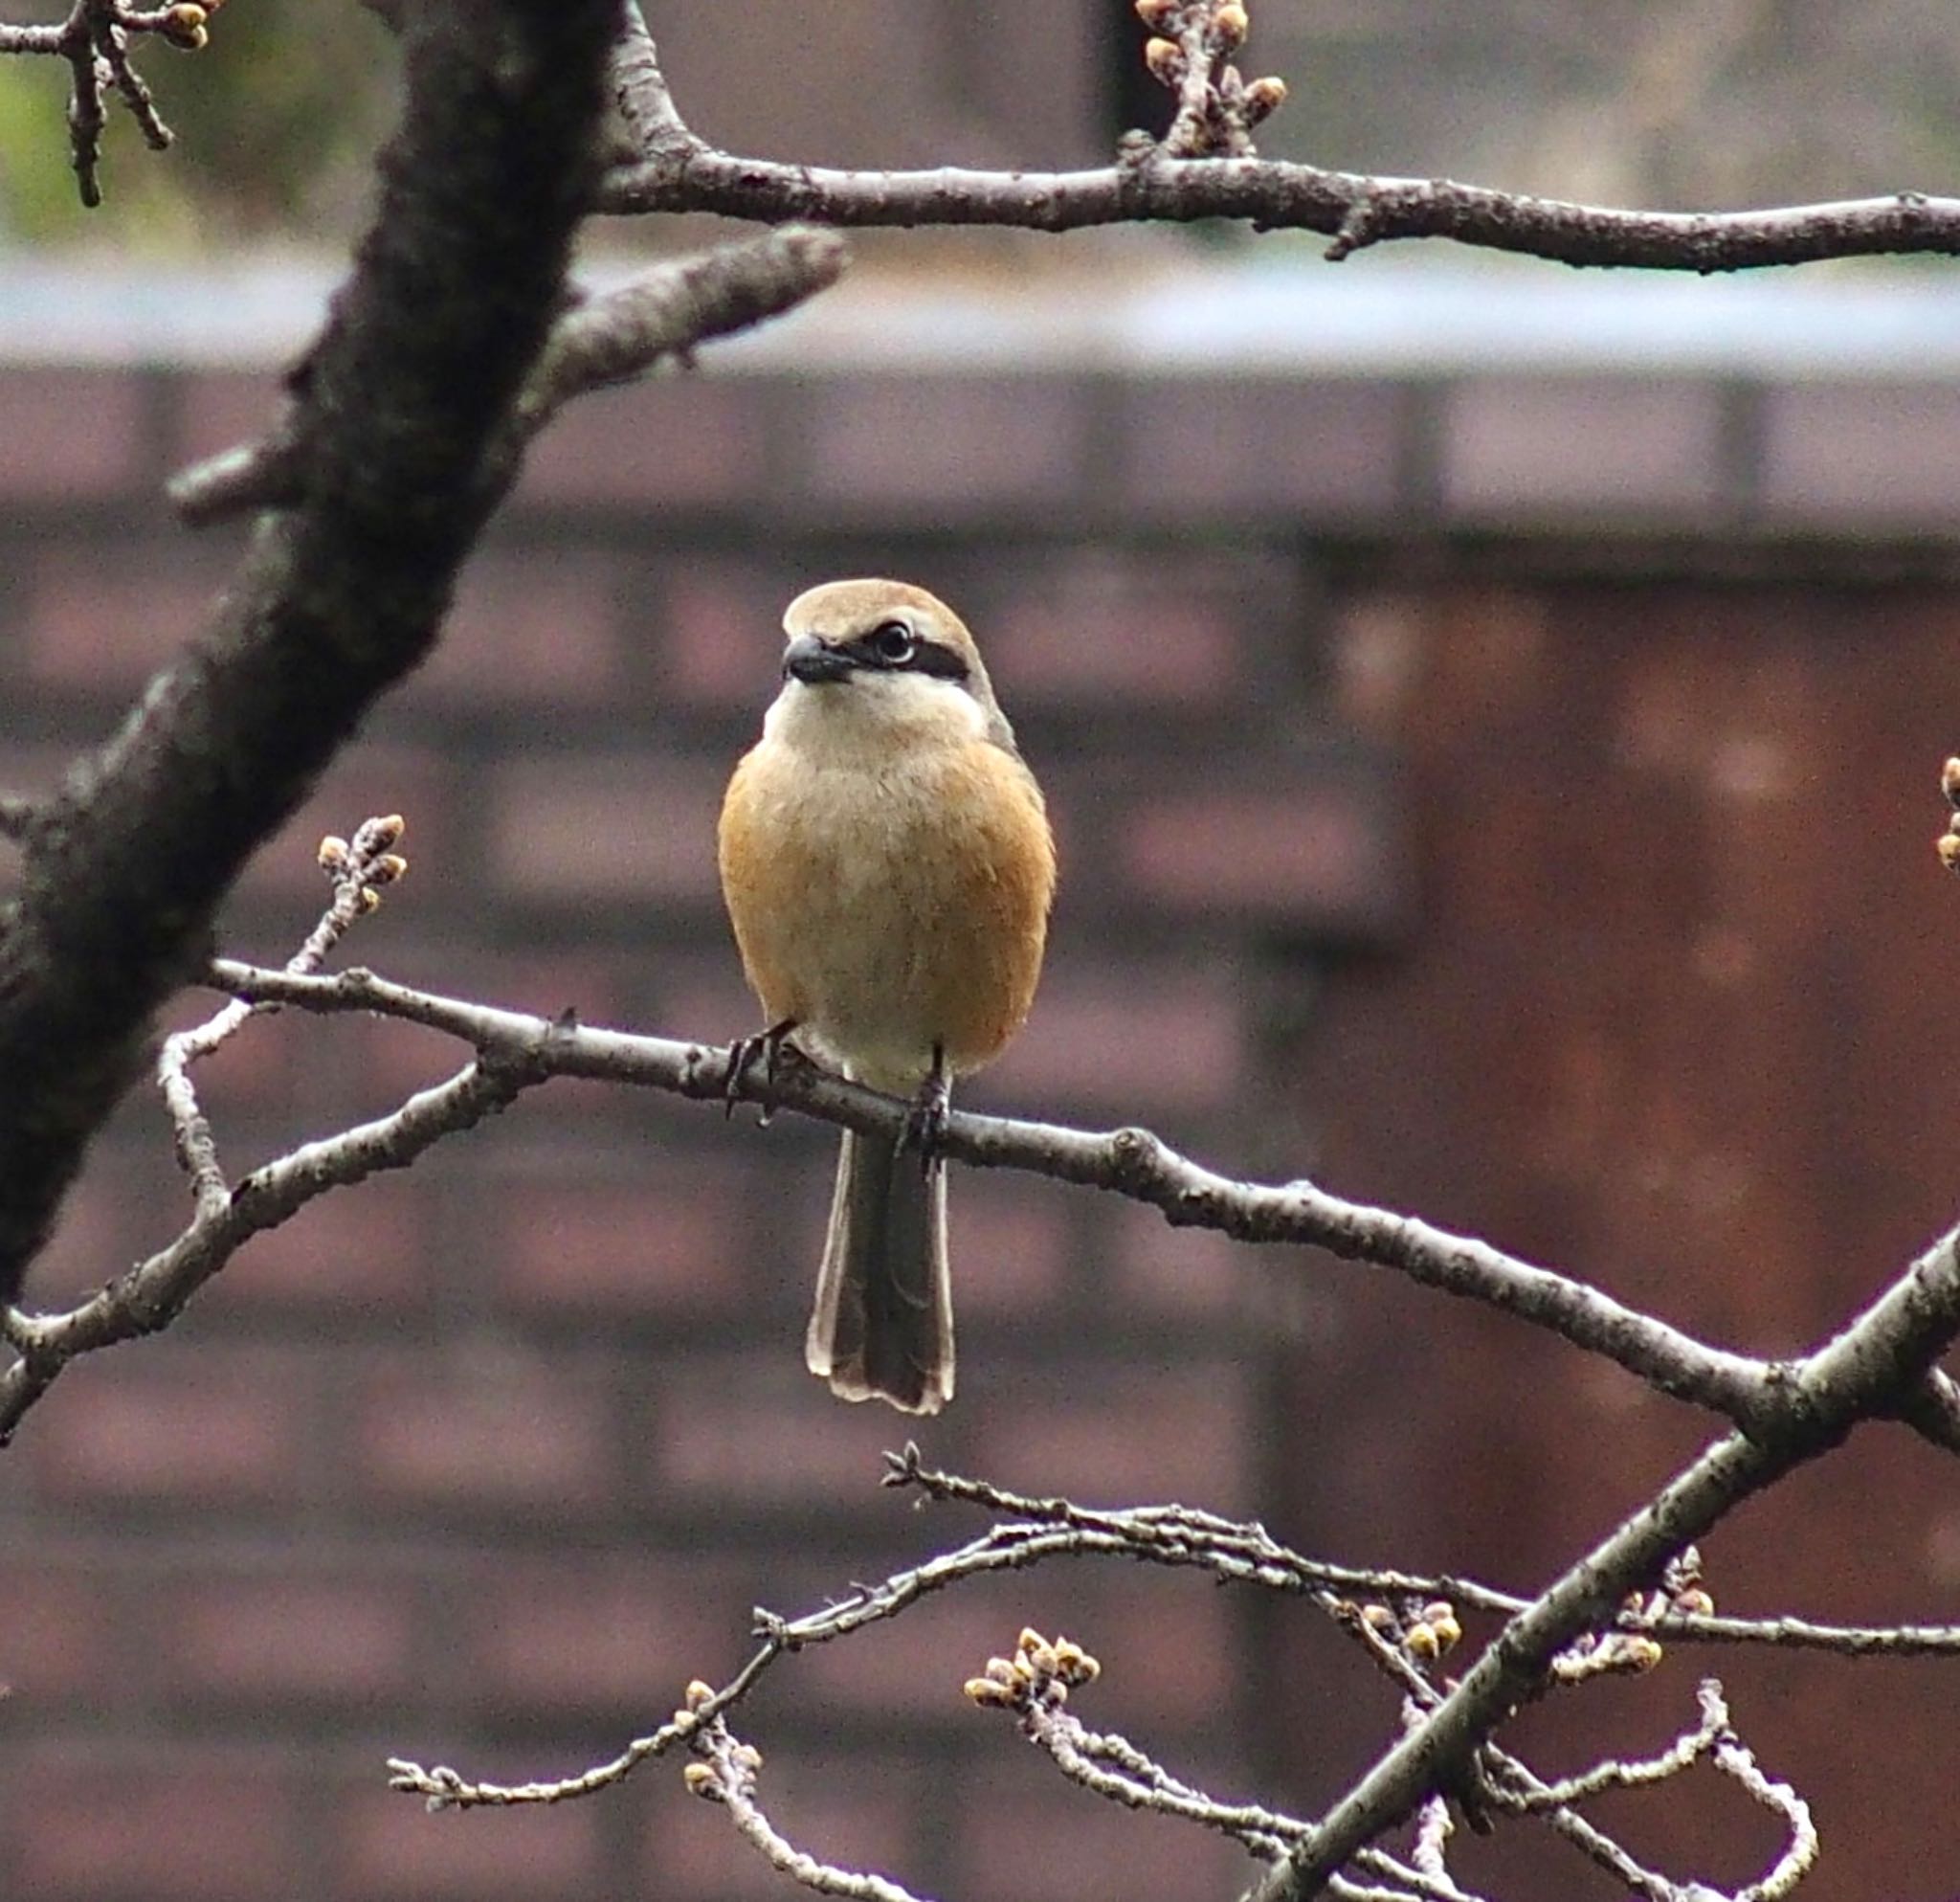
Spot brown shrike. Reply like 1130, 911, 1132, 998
718, 580, 1056, 1414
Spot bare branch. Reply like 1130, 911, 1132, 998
158, 814, 407, 1212
1251, 1222, 1960, 1900
0, 0, 212, 206
885, 1452, 1960, 1657
199, 958, 1960, 1460
0, 1050, 540, 1441
1707, 1688, 1817, 1902
168, 225, 849, 526
595, 21, 1960, 273
685, 1712, 935, 1902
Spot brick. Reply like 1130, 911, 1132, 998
336, 1781, 602, 1899
156, 1574, 416, 1703
969, 1363, 1253, 1512
219, 1177, 429, 1314
984, 553, 1247, 707
1086, 1584, 1239, 1728
489, 756, 724, 905
20, 546, 229, 688
1118, 379, 1409, 519
407, 548, 623, 705
647, 1356, 922, 1505
462, 1559, 736, 1715
1441, 377, 1727, 521
518, 375, 767, 507
0, 368, 147, 501
981, 966, 1242, 1114
171, 369, 286, 468
494, 1167, 749, 1317
1117, 778, 1401, 931
658, 558, 791, 710
10, 1750, 301, 1899
949, 1175, 1071, 1317
351, 1354, 616, 1514
27, 1351, 310, 1506
794, 377, 1090, 519
1759, 382, 1960, 524
0, 1560, 117, 1701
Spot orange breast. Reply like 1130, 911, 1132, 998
719, 738, 1055, 1090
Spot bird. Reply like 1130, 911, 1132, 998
718, 579, 1056, 1414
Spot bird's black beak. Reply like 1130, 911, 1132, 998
783, 634, 855, 685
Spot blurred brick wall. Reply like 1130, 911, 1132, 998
0, 357, 1396, 1902
2, 343, 1960, 1902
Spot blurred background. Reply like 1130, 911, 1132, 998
2, 3, 1960, 1900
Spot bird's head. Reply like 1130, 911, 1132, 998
768, 579, 1014, 754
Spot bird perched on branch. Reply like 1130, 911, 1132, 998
719, 579, 1056, 1414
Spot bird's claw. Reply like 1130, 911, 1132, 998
897, 1052, 951, 1175
724, 1020, 796, 1125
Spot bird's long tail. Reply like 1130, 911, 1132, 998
806, 1129, 952, 1414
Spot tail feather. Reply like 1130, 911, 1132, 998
806, 1130, 952, 1414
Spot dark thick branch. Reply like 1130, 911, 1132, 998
0, 0, 616, 1304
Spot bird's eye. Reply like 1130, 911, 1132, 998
870, 621, 917, 664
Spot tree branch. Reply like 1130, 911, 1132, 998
1250, 1223, 1960, 1899
167, 224, 850, 526
595, 20, 1960, 273
196, 959, 1960, 1461
0, 0, 617, 1304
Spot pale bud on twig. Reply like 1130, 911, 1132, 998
161, 3, 209, 49
1242, 75, 1288, 125
1213, 4, 1249, 52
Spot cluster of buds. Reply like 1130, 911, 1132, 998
1357, 1599, 1463, 1662
318, 813, 409, 916
1937, 757, 1960, 872
1556, 1553, 1707, 1680
1621, 1547, 1716, 1624
159, 0, 225, 51
1553, 1628, 1664, 1682
676, 1681, 764, 1804
1134, 0, 1288, 152
964, 1627, 1102, 1713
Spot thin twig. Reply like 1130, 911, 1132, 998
686, 1714, 936, 1902
158, 814, 406, 1212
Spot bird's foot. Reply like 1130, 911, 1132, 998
897, 1047, 951, 1175
723, 1019, 797, 1125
